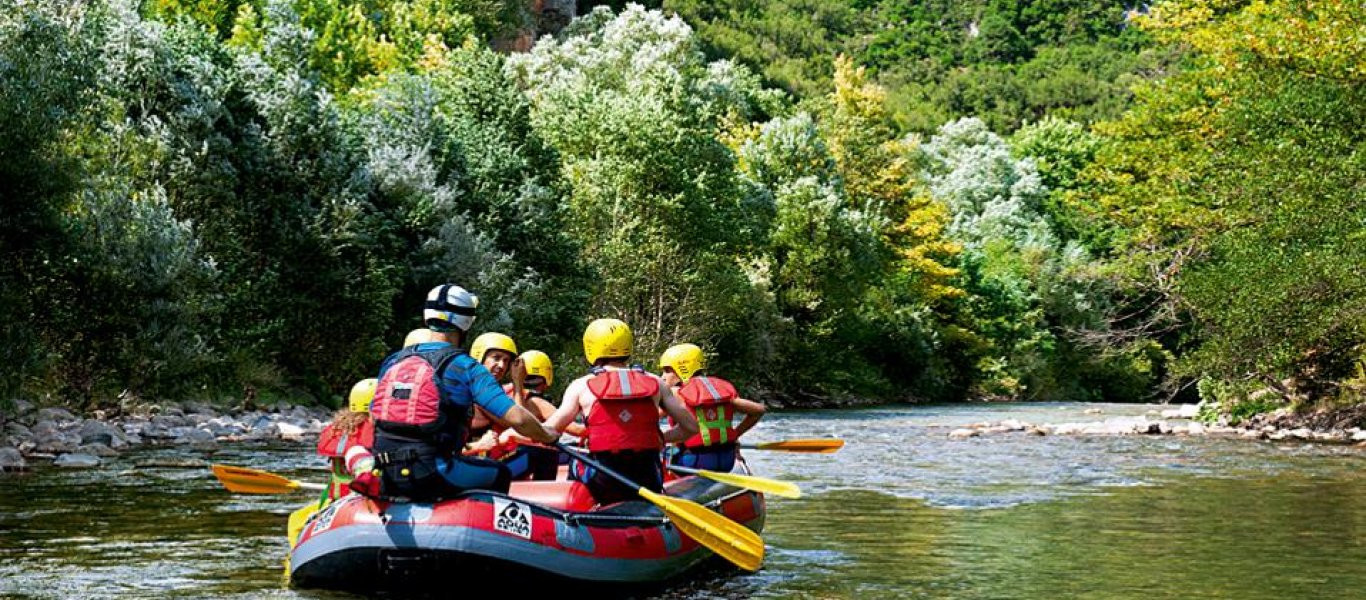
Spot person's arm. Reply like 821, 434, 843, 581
659, 381, 699, 444
731, 397, 766, 437
467, 362, 559, 445
542, 379, 584, 434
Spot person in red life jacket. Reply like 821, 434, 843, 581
543, 319, 699, 505
315, 378, 378, 504
348, 284, 559, 502
465, 332, 518, 455
660, 343, 765, 473
494, 350, 586, 480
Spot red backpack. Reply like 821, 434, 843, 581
370, 348, 459, 439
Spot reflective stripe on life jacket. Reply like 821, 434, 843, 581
584, 367, 662, 453
676, 375, 738, 448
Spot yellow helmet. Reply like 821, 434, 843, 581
660, 343, 706, 383
583, 318, 632, 365
403, 328, 434, 347
348, 378, 378, 413
520, 350, 554, 387
470, 332, 517, 362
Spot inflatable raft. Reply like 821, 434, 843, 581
288, 462, 766, 591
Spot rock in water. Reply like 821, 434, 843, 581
76, 443, 119, 457
54, 453, 101, 468
275, 422, 306, 439
1187, 422, 1205, 435
79, 420, 129, 449
948, 428, 980, 439
0, 447, 26, 472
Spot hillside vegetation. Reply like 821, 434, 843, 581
2, 0, 1362, 425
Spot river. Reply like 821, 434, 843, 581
2, 403, 1364, 598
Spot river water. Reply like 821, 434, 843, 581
2, 403, 1364, 599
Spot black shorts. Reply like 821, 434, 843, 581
573, 449, 663, 506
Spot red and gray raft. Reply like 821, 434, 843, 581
288, 462, 766, 591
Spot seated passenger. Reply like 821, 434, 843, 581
660, 344, 766, 473
349, 284, 558, 502
495, 350, 585, 480
315, 378, 377, 504
465, 332, 518, 454
543, 319, 698, 506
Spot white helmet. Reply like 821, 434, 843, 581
424, 284, 478, 332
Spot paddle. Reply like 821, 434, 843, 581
554, 443, 764, 572
287, 503, 320, 548
211, 463, 326, 494
667, 464, 801, 499
741, 438, 844, 453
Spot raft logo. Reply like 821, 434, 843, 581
493, 498, 532, 539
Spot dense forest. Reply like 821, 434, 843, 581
1, 0, 1362, 423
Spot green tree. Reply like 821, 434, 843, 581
1076, 0, 1366, 409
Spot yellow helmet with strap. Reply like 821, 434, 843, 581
470, 332, 518, 362
520, 350, 554, 387
583, 318, 632, 365
403, 328, 434, 347
660, 343, 706, 383
348, 378, 378, 413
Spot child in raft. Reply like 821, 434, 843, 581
659, 343, 766, 473
314, 378, 377, 504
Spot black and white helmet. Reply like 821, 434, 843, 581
424, 284, 478, 332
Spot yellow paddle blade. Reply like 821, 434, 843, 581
287, 503, 320, 548
752, 438, 844, 453
211, 464, 315, 494
671, 466, 801, 499
638, 488, 764, 572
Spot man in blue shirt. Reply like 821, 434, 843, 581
355, 284, 558, 501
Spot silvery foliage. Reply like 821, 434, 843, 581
351, 74, 540, 333
61, 1, 216, 374
740, 113, 884, 313
507, 4, 770, 149
922, 117, 1098, 322
738, 112, 839, 190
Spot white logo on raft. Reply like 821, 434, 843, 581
311, 502, 339, 536
493, 498, 532, 539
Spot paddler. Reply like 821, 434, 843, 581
348, 284, 559, 501
465, 332, 518, 455
314, 378, 378, 504
492, 350, 586, 480
660, 343, 766, 473
543, 319, 699, 505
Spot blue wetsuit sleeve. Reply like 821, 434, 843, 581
439, 358, 513, 420
462, 363, 514, 418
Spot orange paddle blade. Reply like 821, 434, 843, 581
211, 464, 323, 494
747, 438, 844, 453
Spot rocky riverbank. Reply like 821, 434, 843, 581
939, 404, 1366, 446
0, 400, 333, 472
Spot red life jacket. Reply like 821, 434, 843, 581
676, 375, 738, 448
316, 420, 375, 500
584, 367, 662, 453
316, 419, 375, 458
